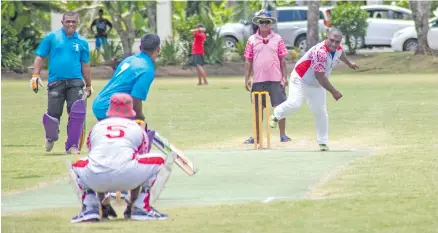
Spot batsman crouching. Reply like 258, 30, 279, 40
31, 11, 93, 154
68, 93, 168, 223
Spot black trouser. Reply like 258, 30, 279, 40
47, 79, 84, 120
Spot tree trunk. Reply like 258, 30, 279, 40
147, 1, 157, 33
409, 1, 434, 55
306, 0, 320, 51
103, 1, 135, 54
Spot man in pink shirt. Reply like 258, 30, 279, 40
244, 9, 291, 144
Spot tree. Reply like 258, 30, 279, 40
408, 1, 435, 55
306, 0, 320, 51
330, 3, 368, 55
102, 1, 149, 54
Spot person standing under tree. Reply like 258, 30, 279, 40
243, 9, 291, 144
189, 24, 208, 85
90, 9, 113, 52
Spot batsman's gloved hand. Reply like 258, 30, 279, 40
84, 85, 93, 98
136, 119, 146, 130
30, 74, 44, 93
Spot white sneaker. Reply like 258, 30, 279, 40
269, 114, 279, 128
45, 140, 55, 152
66, 146, 80, 155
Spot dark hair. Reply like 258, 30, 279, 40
99, 9, 104, 13
62, 11, 78, 20
140, 33, 161, 53
196, 24, 204, 28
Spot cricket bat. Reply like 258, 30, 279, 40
78, 95, 87, 152
152, 131, 197, 176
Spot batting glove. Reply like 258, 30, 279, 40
136, 119, 146, 130
84, 85, 93, 98
30, 74, 44, 93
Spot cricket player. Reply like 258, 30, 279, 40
269, 28, 359, 151
92, 33, 169, 212
68, 93, 168, 223
92, 33, 161, 129
31, 11, 93, 155
243, 9, 291, 144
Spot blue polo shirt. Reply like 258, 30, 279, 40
92, 52, 155, 120
35, 28, 90, 83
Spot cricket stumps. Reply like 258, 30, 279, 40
251, 91, 271, 150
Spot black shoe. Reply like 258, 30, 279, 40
124, 205, 132, 220
101, 204, 117, 219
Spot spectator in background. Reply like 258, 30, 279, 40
188, 24, 208, 86
90, 9, 113, 51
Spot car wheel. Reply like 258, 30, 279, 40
351, 36, 365, 49
295, 35, 307, 53
403, 39, 418, 52
343, 36, 365, 49
224, 36, 238, 50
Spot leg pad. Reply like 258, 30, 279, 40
42, 113, 59, 142
65, 99, 86, 151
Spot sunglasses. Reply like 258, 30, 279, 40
258, 20, 271, 25
329, 38, 342, 44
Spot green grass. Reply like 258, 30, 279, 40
2, 74, 438, 232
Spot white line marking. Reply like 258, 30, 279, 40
262, 196, 275, 203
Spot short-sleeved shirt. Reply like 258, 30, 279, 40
92, 52, 155, 120
35, 28, 90, 83
292, 41, 343, 87
86, 117, 149, 173
91, 18, 112, 37
244, 30, 288, 83
192, 31, 206, 55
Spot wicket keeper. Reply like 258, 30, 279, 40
31, 11, 93, 155
69, 93, 168, 223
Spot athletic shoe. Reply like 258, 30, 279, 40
45, 139, 55, 152
71, 205, 100, 223
319, 144, 329, 151
66, 146, 80, 155
101, 204, 117, 219
124, 205, 132, 219
131, 207, 168, 221
269, 114, 279, 128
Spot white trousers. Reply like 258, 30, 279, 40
73, 153, 164, 192
273, 76, 329, 144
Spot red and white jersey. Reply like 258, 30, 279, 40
86, 117, 149, 173
292, 41, 343, 86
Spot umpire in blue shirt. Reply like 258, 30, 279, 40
31, 11, 93, 155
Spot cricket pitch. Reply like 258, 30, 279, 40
2, 149, 369, 214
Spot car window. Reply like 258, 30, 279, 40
432, 20, 438, 28
367, 10, 390, 19
277, 9, 307, 22
319, 11, 325, 19
391, 11, 412, 20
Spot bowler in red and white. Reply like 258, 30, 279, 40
269, 28, 359, 151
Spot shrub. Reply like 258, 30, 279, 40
159, 37, 183, 66
330, 3, 368, 55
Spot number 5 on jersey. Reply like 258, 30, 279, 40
106, 125, 126, 139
